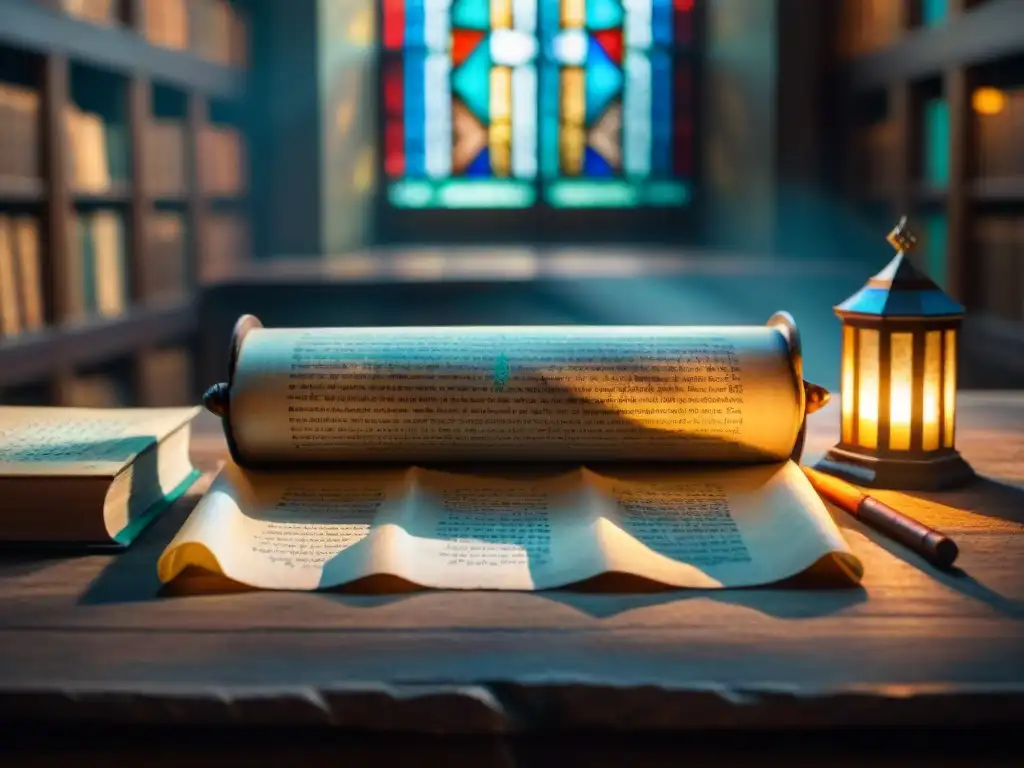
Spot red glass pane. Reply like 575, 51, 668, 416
384, 60, 404, 116
383, 0, 405, 49
385, 120, 405, 177
674, 0, 693, 44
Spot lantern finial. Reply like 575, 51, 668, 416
886, 216, 918, 254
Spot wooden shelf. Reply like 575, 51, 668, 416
844, 0, 1024, 91
0, 0, 245, 99
72, 181, 132, 204
971, 177, 1024, 203
0, 299, 198, 388
0, 175, 45, 203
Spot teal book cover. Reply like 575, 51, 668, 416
112, 468, 202, 548
923, 98, 950, 188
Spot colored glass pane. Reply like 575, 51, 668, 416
383, 0, 697, 209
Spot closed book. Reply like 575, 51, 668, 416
12, 217, 44, 332
91, 211, 127, 318
923, 99, 950, 189
0, 406, 200, 549
147, 212, 188, 300
146, 121, 186, 197
0, 217, 21, 338
70, 212, 93, 320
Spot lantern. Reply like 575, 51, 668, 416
815, 217, 974, 490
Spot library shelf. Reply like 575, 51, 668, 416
844, 0, 1024, 91
72, 182, 133, 205
0, 0, 245, 99
971, 177, 1024, 203
0, 176, 45, 203
0, 298, 198, 388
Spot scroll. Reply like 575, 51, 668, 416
158, 313, 862, 593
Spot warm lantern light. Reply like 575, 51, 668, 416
815, 217, 974, 490
972, 87, 1006, 115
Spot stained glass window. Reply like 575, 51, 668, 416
382, 0, 695, 210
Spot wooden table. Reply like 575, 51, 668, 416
1, 393, 1023, 760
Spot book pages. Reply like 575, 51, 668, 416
228, 325, 805, 464
158, 461, 863, 592
0, 406, 201, 476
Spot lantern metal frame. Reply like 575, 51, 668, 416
814, 218, 975, 491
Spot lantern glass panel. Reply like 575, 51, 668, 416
841, 325, 855, 443
857, 327, 880, 450
943, 328, 957, 448
889, 332, 913, 450
923, 330, 942, 451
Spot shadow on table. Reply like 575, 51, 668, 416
904, 474, 1024, 528
832, 475, 1024, 619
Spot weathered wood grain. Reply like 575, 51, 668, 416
0, 393, 1021, 732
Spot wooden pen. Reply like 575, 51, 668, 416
802, 466, 959, 570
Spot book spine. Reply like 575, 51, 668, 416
13, 217, 44, 332
0, 216, 22, 338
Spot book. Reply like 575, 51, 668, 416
0, 82, 40, 185
146, 211, 188, 300
91, 210, 127, 318
0, 406, 201, 549
0, 216, 21, 338
11, 217, 44, 333
67, 210, 127, 319
158, 321, 864, 593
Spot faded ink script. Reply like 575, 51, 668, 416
434, 488, 552, 569
281, 331, 746, 457
249, 487, 385, 568
614, 484, 751, 567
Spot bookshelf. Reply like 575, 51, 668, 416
0, 0, 251, 406
836, 0, 1024, 382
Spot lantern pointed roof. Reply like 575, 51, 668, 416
835, 218, 964, 319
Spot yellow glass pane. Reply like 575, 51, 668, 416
841, 325, 855, 444
561, 68, 585, 125
888, 332, 913, 451
562, 0, 585, 28
489, 67, 513, 177
857, 328, 879, 450
560, 125, 585, 176
943, 329, 957, 448
491, 0, 513, 28
922, 331, 942, 451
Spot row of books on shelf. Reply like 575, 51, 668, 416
0, 210, 248, 340
974, 215, 1024, 324
837, 0, 950, 57
62, 346, 194, 407
0, 79, 247, 198
147, 121, 246, 197
55, 0, 248, 69
1, 345, 194, 408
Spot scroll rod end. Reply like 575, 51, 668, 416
203, 382, 230, 418
803, 381, 831, 414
